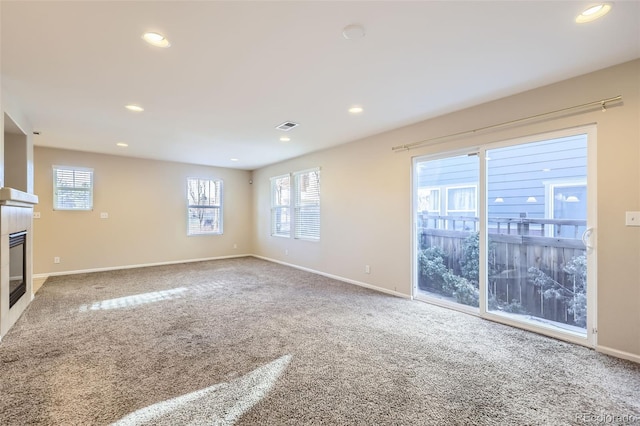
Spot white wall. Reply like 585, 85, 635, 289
2, 91, 35, 194
33, 148, 253, 275
252, 59, 640, 361
4, 131, 28, 192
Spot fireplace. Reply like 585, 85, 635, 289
9, 231, 27, 308
1, 187, 38, 339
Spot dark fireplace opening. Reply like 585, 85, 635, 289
9, 230, 27, 308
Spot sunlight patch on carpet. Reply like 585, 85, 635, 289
79, 288, 187, 312
111, 354, 292, 426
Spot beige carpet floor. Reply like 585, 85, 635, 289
1, 257, 639, 425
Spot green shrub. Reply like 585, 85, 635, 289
503, 300, 525, 314
527, 254, 587, 327
460, 232, 480, 283
418, 246, 448, 293
441, 271, 460, 297
452, 276, 479, 307
419, 237, 480, 306
564, 255, 587, 328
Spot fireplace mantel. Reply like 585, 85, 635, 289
0, 187, 39, 206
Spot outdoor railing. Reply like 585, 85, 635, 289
417, 213, 588, 326
418, 214, 587, 249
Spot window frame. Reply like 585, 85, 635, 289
186, 177, 223, 236
269, 168, 321, 241
413, 125, 597, 348
270, 174, 291, 238
417, 187, 441, 214
293, 168, 321, 241
445, 184, 478, 214
52, 165, 94, 211
544, 179, 587, 237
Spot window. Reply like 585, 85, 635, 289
271, 174, 291, 237
294, 168, 320, 240
446, 185, 477, 216
417, 187, 440, 213
414, 126, 595, 344
546, 181, 587, 238
446, 185, 477, 230
270, 168, 321, 240
187, 178, 223, 235
53, 166, 94, 210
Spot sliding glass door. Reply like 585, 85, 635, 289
485, 133, 592, 339
413, 127, 596, 345
414, 153, 480, 312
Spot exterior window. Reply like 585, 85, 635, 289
446, 185, 477, 216
417, 188, 440, 213
271, 174, 291, 237
53, 166, 94, 211
187, 178, 223, 235
446, 185, 477, 231
293, 168, 320, 240
546, 181, 587, 238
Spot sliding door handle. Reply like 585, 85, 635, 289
582, 227, 594, 252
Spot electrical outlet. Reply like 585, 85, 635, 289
54, 257, 60, 264
625, 211, 640, 226
33, 212, 41, 219
365, 265, 371, 274
100, 212, 109, 219
233, 243, 238, 249
285, 249, 289, 255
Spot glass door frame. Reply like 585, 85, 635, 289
412, 125, 597, 348
412, 147, 481, 317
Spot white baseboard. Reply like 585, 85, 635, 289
33, 254, 251, 281
596, 345, 640, 364
32, 276, 48, 293
252, 255, 411, 299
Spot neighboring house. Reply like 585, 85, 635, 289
417, 133, 587, 238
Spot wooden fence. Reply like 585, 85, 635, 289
418, 214, 587, 325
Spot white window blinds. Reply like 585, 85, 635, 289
294, 168, 320, 240
187, 178, 223, 235
53, 166, 94, 210
271, 174, 291, 237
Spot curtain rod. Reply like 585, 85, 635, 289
391, 95, 623, 152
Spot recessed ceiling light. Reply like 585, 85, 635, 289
142, 32, 171, 48
230, 158, 239, 162
280, 136, 291, 142
342, 24, 365, 40
348, 106, 363, 114
125, 104, 144, 112
576, 3, 612, 23
116, 142, 129, 147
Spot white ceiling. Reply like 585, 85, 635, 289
2, 1, 639, 170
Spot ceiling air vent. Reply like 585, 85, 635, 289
275, 121, 299, 131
